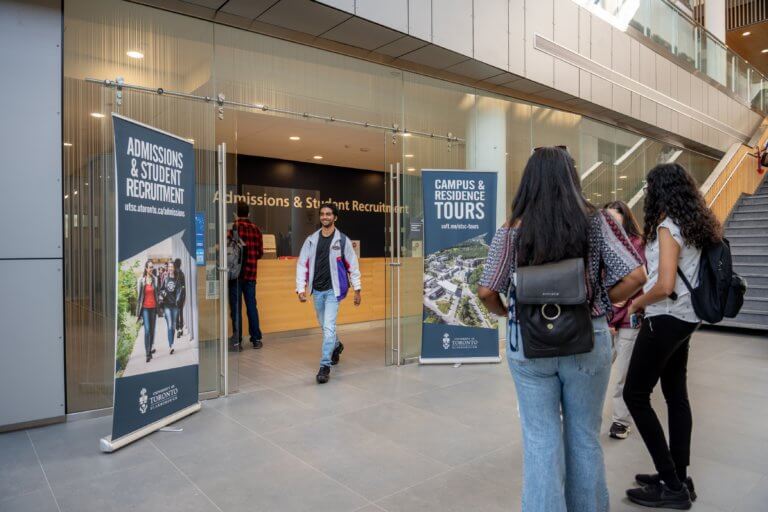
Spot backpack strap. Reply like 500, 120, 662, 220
673, 266, 693, 301
339, 232, 349, 269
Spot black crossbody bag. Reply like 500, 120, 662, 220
514, 258, 594, 358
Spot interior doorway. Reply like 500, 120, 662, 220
216, 107, 391, 391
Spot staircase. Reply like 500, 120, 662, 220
720, 174, 768, 330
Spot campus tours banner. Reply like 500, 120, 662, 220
102, 114, 200, 452
420, 170, 500, 364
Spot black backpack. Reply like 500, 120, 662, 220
676, 238, 747, 323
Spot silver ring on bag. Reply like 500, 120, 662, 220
541, 304, 561, 321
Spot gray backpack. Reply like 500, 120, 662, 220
227, 225, 245, 281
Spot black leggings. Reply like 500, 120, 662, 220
623, 315, 699, 478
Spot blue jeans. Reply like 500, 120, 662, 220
229, 278, 263, 343
507, 317, 612, 512
164, 307, 179, 348
141, 308, 156, 356
312, 289, 340, 367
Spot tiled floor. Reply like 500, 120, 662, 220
1, 325, 767, 511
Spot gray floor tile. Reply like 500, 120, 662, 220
0, 431, 48, 500
274, 378, 385, 414
455, 442, 522, 492
376, 469, 512, 512
150, 405, 255, 459
311, 439, 450, 501
342, 402, 508, 466
688, 455, 764, 512
175, 437, 368, 512
209, 388, 325, 434
26, 417, 164, 491
735, 475, 768, 512
265, 416, 380, 464
0, 488, 59, 512
52, 458, 217, 512
340, 368, 440, 399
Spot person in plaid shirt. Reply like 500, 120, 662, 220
229, 201, 264, 351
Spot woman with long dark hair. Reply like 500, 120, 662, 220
159, 261, 182, 355
623, 163, 722, 509
604, 200, 646, 441
136, 260, 158, 363
479, 147, 647, 512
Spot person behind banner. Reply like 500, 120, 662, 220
296, 203, 362, 384
478, 146, 646, 512
173, 258, 187, 338
228, 201, 264, 351
136, 260, 159, 363
159, 261, 184, 355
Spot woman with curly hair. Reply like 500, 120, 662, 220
623, 163, 722, 509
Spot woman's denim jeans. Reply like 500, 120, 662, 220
507, 317, 612, 512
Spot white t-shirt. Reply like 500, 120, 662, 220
643, 217, 701, 323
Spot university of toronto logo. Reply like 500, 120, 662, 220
442, 333, 451, 350
139, 388, 148, 414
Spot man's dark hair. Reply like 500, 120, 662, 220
236, 200, 249, 218
319, 202, 339, 217
174, 258, 182, 270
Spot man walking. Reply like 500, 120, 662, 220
296, 203, 361, 383
229, 201, 264, 351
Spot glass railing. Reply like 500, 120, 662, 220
574, 0, 767, 114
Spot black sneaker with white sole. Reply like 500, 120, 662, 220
635, 474, 696, 502
331, 341, 344, 365
316, 365, 331, 384
626, 482, 692, 509
609, 422, 630, 439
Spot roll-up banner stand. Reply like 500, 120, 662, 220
420, 170, 500, 364
101, 114, 200, 452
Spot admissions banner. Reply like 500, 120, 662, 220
102, 114, 200, 451
420, 170, 500, 364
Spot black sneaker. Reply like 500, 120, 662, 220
626, 482, 691, 509
316, 365, 331, 384
229, 343, 243, 352
635, 474, 696, 501
609, 422, 630, 439
331, 341, 344, 365
252, 339, 263, 349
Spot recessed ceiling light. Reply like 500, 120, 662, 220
289, 136, 301, 141
63, 142, 73, 147
407, 167, 416, 172
74, 190, 79, 195
743, 31, 751, 36
619, 175, 628, 179
593, 193, 602, 197
313, 155, 323, 160
404, 154, 414, 158
90, 112, 105, 118
127, 50, 144, 59
64, 194, 69, 199
616, 188, 623, 191
400, 132, 412, 137
762, 49, 768, 54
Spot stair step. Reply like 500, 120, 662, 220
741, 274, 768, 286
734, 263, 768, 273
742, 194, 768, 203
744, 285, 768, 298
715, 318, 768, 331
742, 297, 768, 312
732, 254, 768, 263
726, 226, 768, 235
736, 204, 768, 213
727, 219, 768, 229
731, 211, 768, 221
720, 310, 768, 328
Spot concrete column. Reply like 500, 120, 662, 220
704, 0, 726, 43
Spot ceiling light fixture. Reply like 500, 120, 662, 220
90, 112, 105, 119
313, 155, 323, 160
763, 49, 768, 54
743, 31, 751, 36
127, 50, 144, 59
407, 167, 416, 172
404, 154, 414, 158
400, 132, 412, 137
289, 136, 301, 141
619, 175, 628, 179
63, 142, 73, 147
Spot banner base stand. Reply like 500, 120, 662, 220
100, 401, 201, 453
419, 356, 501, 365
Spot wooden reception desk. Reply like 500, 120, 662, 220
197, 258, 390, 336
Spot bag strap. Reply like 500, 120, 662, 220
676, 266, 693, 293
